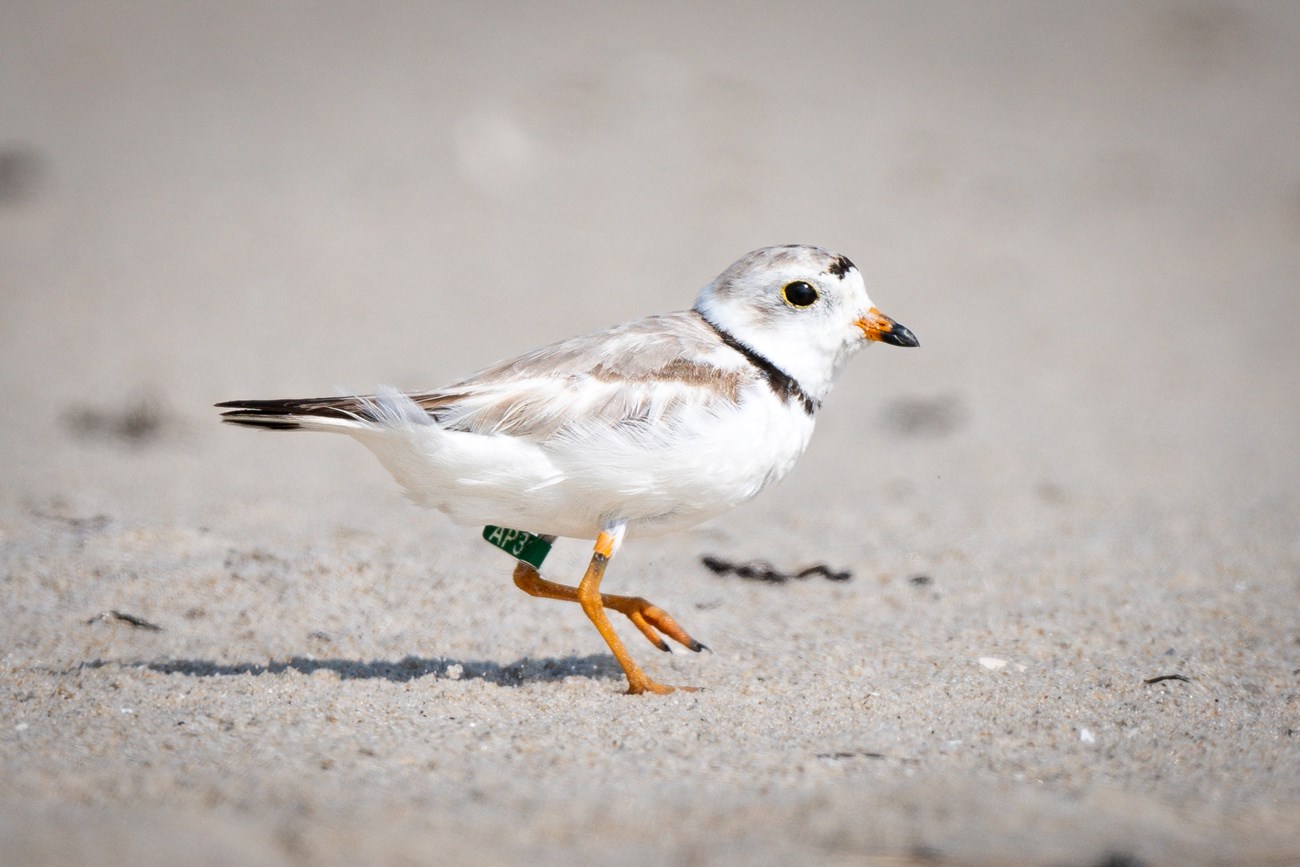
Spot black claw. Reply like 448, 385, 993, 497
655, 639, 672, 653
689, 640, 710, 654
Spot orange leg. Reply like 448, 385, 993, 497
513, 562, 706, 654
512, 530, 701, 695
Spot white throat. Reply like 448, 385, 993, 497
695, 295, 856, 405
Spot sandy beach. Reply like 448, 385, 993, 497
2, 2, 1298, 863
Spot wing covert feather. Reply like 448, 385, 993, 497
409, 311, 751, 441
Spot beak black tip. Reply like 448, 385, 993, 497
884, 324, 919, 348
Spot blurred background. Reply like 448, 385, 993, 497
3, 3, 1298, 863
3, 1, 1296, 524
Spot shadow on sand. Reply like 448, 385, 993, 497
76, 653, 624, 686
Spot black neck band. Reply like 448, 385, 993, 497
696, 311, 818, 416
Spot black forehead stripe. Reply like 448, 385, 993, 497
694, 312, 818, 416
827, 255, 855, 279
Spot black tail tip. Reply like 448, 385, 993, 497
219, 412, 301, 430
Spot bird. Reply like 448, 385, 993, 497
217, 244, 918, 694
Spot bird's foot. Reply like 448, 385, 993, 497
624, 674, 701, 696
610, 596, 708, 654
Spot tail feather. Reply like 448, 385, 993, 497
216, 395, 376, 432
217, 388, 433, 432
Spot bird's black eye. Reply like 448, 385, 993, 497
782, 280, 818, 308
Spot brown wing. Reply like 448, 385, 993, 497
219, 311, 753, 439
410, 311, 749, 441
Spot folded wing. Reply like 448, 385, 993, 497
218, 311, 751, 442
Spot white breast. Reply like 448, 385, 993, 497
354, 382, 815, 540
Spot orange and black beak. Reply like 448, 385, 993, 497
856, 307, 919, 347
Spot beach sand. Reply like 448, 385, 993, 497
2, 2, 1298, 863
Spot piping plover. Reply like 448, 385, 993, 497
218, 245, 918, 694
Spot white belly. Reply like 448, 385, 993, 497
354, 388, 815, 540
